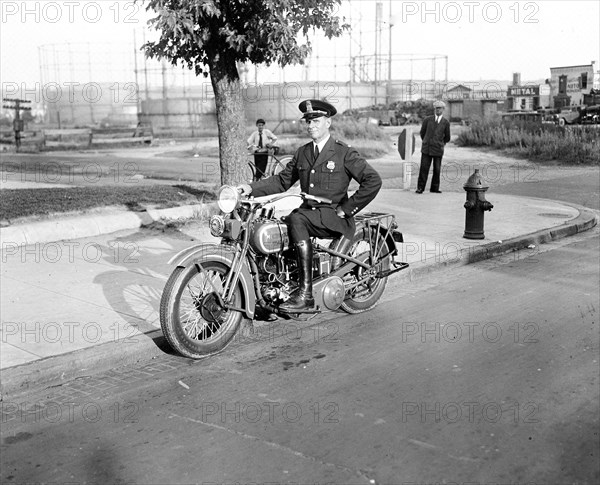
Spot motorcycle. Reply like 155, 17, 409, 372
160, 186, 409, 359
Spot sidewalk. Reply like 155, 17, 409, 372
1, 188, 597, 398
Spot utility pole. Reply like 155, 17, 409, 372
387, 0, 393, 105
375, 2, 383, 105
348, 1, 353, 110
133, 30, 141, 121
3, 98, 32, 152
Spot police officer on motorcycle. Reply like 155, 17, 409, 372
238, 99, 382, 312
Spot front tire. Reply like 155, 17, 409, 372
340, 230, 390, 314
160, 261, 244, 359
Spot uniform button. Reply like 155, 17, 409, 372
309, 183, 314, 187
311, 170, 315, 173
312, 208, 316, 211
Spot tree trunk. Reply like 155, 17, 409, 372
209, 58, 246, 186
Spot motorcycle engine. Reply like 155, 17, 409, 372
253, 225, 344, 310
257, 252, 295, 305
258, 254, 279, 275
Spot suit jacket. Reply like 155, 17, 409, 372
420, 115, 451, 157
250, 137, 382, 237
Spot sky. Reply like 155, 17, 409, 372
1, 0, 599, 90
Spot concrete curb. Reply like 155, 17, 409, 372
1, 331, 170, 399
0, 203, 218, 246
1, 205, 597, 400
391, 204, 598, 285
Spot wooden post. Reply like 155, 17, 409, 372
403, 127, 413, 190
397, 127, 415, 190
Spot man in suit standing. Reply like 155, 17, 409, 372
416, 100, 451, 194
238, 99, 382, 311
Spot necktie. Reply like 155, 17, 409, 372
258, 133, 263, 148
314, 144, 319, 163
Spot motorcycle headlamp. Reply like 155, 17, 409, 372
217, 185, 241, 214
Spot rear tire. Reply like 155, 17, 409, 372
160, 261, 244, 359
340, 230, 390, 314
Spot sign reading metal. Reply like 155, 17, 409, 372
507, 86, 540, 96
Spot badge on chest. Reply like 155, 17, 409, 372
326, 161, 335, 171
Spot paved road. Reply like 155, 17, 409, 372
492, 171, 600, 211
2, 227, 598, 484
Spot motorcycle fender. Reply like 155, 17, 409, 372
168, 243, 256, 320
382, 228, 402, 257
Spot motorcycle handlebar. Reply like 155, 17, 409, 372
241, 192, 333, 207
301, 192, 333, 205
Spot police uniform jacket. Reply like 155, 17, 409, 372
250, 137, 382, 237
420, 115, 451, 157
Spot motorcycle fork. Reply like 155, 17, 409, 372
221, 217, 254, 306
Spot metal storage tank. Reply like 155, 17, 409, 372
39, 43, 138, 127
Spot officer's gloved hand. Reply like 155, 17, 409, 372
237, 184, 252, 196
336, 207, 346, 218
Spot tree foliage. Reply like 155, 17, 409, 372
141, 0, 348, 185
144, 0, 347, 76
143, 0, 347, 77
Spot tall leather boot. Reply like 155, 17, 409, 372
280, 240, 315, 312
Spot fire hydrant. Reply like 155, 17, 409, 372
463, 169, 493, 239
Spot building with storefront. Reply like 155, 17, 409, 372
505, 73, 551, 111
549, 63, 596, 108
443, 83, 506, 121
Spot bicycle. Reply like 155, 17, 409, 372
245, 146, 293, 182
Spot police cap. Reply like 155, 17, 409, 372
299, 99, 337, 120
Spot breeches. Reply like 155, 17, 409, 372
286, 207, 354, 243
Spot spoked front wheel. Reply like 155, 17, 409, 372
160, 261, 245, 358
340, 231, 390, 314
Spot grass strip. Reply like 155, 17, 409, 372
0, 184, 215, 221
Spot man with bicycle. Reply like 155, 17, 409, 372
247, 118, 278, 181
238, 99, 382, 312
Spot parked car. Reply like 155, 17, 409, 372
556, 106, 582, 126
501, 111, 543, 124
580, 105, 600, 124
